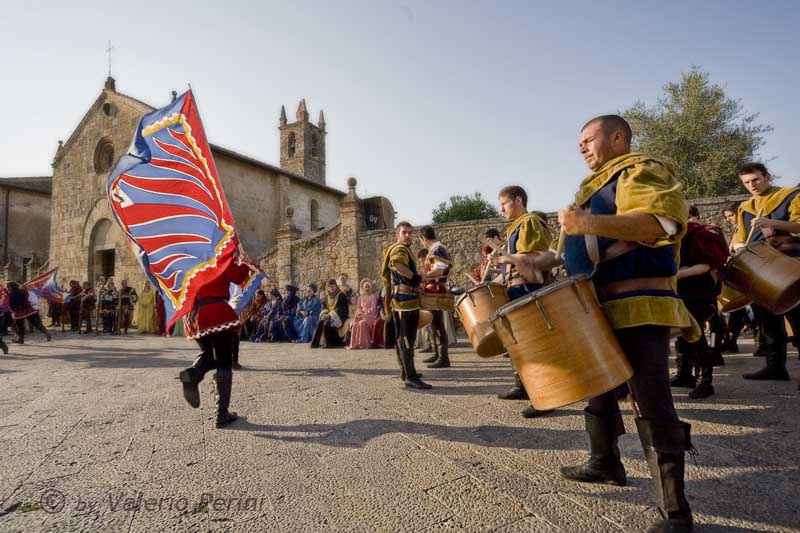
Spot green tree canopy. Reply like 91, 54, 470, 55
622, 67, 772, 198
432, 193, 499, 224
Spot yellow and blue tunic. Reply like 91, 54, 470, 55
504, 212, 552, 300
381, 242, 419, 312
733, 186, 800, 256
563, 152, 699, 340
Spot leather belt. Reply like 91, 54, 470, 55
597, 277, 673, 300
394, 285, 418, 295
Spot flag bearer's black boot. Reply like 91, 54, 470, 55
497, 372, 528, 400
560, 409, 627, 486
400, 339, 431, 390
214, 368, 238, 428
636, 418, 694, 533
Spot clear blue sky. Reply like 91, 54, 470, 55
1, 0, 798, 223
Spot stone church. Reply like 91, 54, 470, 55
3, 76, 395, 288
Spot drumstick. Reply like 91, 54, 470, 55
555, 228, 566, 257
744, 209, 764, 246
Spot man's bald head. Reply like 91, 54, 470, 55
581, 115, 632, 146
579, 115, 633, 171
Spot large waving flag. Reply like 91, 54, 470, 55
107, 90, 261, 329
24, 268, 67, 304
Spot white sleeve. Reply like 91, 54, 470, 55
433, 260, 448, 271
654, 215, 678, 237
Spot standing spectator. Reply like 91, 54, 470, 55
99, 279, 119, 333
65, 280, 82, 332
348, 279, 381, 350
155, 290, 167, 335
135, 280, 157, 334
6, 281, 51, 344
79, 282, 96, 334
293, 284, 321, 343
118, 279, 138, 334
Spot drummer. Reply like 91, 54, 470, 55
732, 162, 800, 382
419, 226, 453, 369
529, 115, 698, 532
490, 185, 554, 418
380, 221, 432, 390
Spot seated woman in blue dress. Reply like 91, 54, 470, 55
293, 284, 321, 343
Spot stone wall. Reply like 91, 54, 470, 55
274, 192, 751, 292
1, 187, 51, 280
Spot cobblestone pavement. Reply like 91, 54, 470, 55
0, 330, 798, 532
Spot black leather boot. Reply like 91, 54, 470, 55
399, 338, 431, 389
561, 409, 627, 486
497, 372, 528, 400
670, 342, 696, 389
636, 418, 694, 533
0, 338, 7, 355
214, 368, 238, 428
743, 349, 790, 381
521, 405, 553, 418
427, 335, 450, 368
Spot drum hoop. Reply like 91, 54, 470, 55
456, 282, 503, 306
490, 273, 592, 319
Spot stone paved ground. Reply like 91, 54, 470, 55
0, 330, 799, 532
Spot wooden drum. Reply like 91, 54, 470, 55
724, 242, 800, 315
717, 284, 751, 313
455, 283, 509, 357
489, 275, 633, 411
420, 292, 455, 311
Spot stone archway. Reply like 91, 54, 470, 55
88, 218, 116, 284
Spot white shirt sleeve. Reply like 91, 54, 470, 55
654, 215, 678, 237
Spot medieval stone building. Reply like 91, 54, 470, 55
1, 76, 395, 287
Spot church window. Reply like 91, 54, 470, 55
93, 138, 115, 173
102, 102, 117, 116
311, 134, 319, 157
287, 132, 296, 158
310, 199, 320, 231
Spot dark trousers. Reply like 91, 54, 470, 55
677, 300, 716, 384
753, 303, 800, 358
726, 308, 748, 342
310, 318, 344, 347
190, 330, 235, 378
69, 304, 80, 331
430, 310, 448, 346
393, 310, 419, 351
15, 313, 48, 341
588, 325, 678, 423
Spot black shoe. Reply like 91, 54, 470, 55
0, 340, 7, 355
521, 405, 552, 418
178, 369, 201, 408
561, 409, 627, 486
232, 362, 243, 371
646, 515, 694, 532
753, 347, 767, 357
497, 386, 528, 400
722, 341, 739, 354
11, 337, 23, 345
743, 366, 790, 381
688, 382, 714, 399
404, 376, 432, 390
216, 410, 238, 428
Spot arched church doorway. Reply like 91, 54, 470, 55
88, 219, 116, 284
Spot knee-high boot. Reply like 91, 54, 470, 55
670, 339, 696, 388
427, 333, 450, 368
561, 409, 627, 486
213, 368, 238, 428
636, 418, 694, 533
399, 337, 431, 390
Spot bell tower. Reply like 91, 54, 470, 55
279, 99, 326, 184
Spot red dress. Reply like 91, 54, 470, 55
184, 260, 253, 340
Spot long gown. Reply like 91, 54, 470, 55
135, 289, 157, 333
293, 296, 321, 343
348, 293, 380, 349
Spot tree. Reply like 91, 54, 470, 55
622, 67, 772, 198
432, 193, 499, 224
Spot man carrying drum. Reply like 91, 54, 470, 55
419, 225, 453, 369
381, 221, 432, 390
491, 185, 554, 418
732, 162, 800, 382
530, 115, 698, 532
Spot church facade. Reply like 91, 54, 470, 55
47, 77, 346, 288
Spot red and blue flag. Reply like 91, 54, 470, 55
24, 268, 67, 304
107, 90, 264, 329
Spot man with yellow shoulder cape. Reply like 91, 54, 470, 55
731, 162, 800, 382
381, 221, 432, 390
490, 185, 554, 419
528, 115, 698, 533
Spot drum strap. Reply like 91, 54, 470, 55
585, 236, 638, 265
